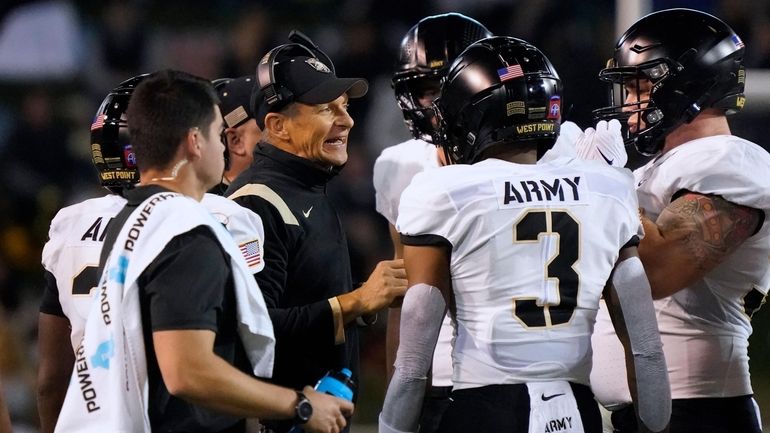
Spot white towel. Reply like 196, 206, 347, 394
527, 381, 585, 433
55, 192, 275, 433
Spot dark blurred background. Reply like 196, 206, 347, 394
0, 0, 768, 431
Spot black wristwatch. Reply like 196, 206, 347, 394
293, 391, 313, 425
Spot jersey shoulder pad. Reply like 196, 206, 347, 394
659, 136, 770, 209
374, 139, 439, 224
396, 165, 479, 244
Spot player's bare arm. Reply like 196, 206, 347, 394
0, 372, 10, 433
37, 313, 76, 433
388, 223, 404, 260
639, 192, 762, 298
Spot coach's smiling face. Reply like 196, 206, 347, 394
269, 94, 354, 169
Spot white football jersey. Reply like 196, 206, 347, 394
373, 138, 453, 387
397, 156, 642, 390
373, 139, 441, 225
593, 135, 770, 402
42, 193, 266, 351
373, 138, 574, 225
42, 195, 126, 350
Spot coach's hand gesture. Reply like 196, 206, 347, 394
337, 259, 408, 323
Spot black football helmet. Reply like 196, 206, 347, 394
393, 13, 492, 142
91, 74, 148, 194
433, 36, 562, 164
593, 8, 746, 156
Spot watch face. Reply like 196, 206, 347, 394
297, 396, 313, 423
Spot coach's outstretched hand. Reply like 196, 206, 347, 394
337, 259, 408, 324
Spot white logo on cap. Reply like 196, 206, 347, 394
305, 58, 331, 73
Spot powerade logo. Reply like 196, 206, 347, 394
91, 337, 115, 370
75, 342, 100, 412
109, 255, 129, 284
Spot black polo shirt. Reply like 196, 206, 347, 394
104, 185, 249, 433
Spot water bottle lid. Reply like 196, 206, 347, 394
316, 369, 355, 401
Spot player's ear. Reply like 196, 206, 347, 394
183, 126, 204, 160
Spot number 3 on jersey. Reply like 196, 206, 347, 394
72, 265, 99, 296
512, 209, 579, 328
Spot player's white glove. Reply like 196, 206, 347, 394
574, 119, 628, 167
557, 120, 583, 149
541, 121, 581, 162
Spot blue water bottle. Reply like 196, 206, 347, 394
289, 369, 356, 433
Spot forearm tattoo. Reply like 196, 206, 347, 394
657, 193, 761, 272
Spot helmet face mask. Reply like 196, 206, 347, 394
434, 36, 562, 165
91, 74, 147, 194
593, 8, 746, 156
594, 59, 676, 155
393, 12, 492, 143
393, 75, 443, 143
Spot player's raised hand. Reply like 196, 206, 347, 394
541, 121, 581, 161
575, 119, 628, 167
556, 120, 583, 147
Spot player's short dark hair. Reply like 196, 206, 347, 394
126, 69, 219, 171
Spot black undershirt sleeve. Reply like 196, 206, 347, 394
39, 270, 65, 317
400, 233, 453, 250
622, 235, 641, 249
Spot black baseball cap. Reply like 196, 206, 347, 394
214, 75, 261, 129
254, 53, 368, 129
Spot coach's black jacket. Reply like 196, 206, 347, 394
226, 143, 358, 423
